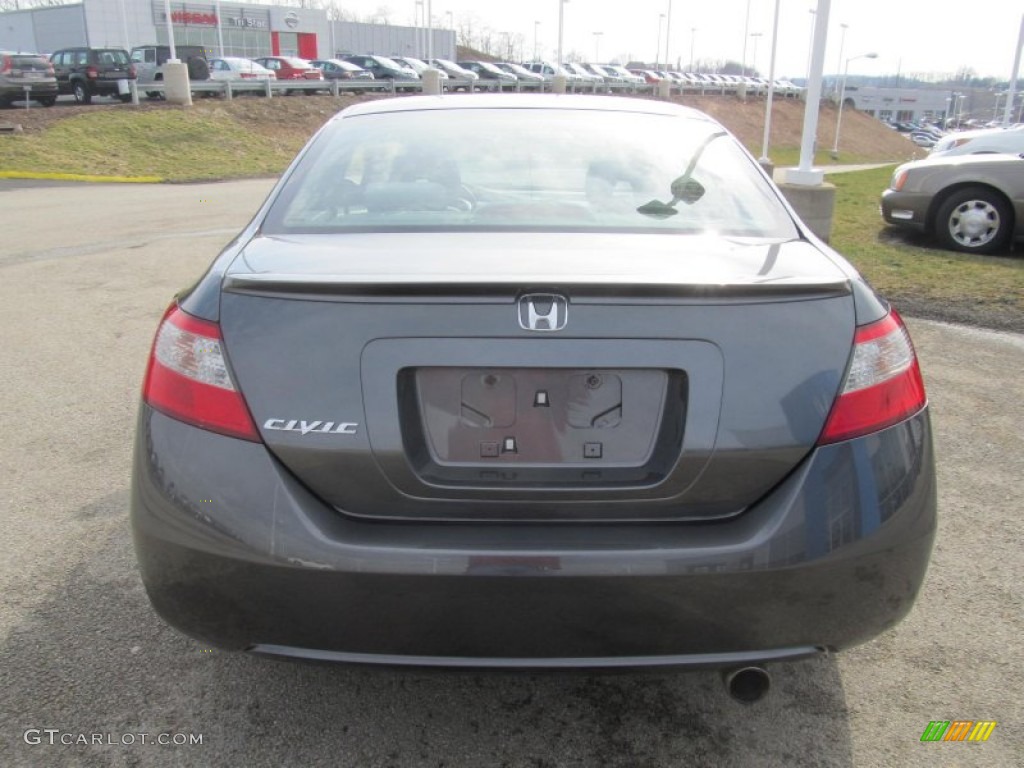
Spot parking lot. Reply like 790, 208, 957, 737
0, 179, 1021, 768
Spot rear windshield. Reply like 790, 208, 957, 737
10, 55, 50, 70
263, 107, 797, 238
96, 50, 130, 66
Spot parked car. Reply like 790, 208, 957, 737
342, 54, 420, 90
130, 45, 209, 98
207, 57, 276, 83
457, 60, 516, 90
427, 58, 477, 88
559, 62, 599, 85
309, 59, 375, 86
390, 56, 448, 82
582, 63, 625, 84
524, 61, 581, 84
601, 64, 644, 85
132, 95, 935, 699
881, 152, 1024, 254
0, 51, 57, 107
50, 47, 136, 104
630, 69, 663, 84
252, 56, 323, 93
494, 62, 544, 89
930, 125, 1024, 157
910, 132, 937, 148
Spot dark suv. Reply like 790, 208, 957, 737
50, 47, 136, 104
0, 52, 58, 107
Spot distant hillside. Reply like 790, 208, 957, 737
456, 45, 500, 63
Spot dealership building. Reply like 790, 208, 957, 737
838, 85, 957, 125
0, 0, 454, 61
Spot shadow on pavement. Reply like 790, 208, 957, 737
1, 493, 855, 768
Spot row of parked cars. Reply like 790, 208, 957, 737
2, 44, 805, 107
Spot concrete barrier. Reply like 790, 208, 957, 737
422, 68, 442, 95
162, 61, 192, 106
778, 181, 836, 243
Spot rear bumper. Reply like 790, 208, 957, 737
131, 407, 937, 667
0, 82, 58, 97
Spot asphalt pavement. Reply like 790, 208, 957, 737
0, 180, 1020, 767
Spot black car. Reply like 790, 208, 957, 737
0, 52, 58, 107
132, 95, 936, 700
340, 55, 419, 89
458, 60, 517, 90
309, 59, 375, 83
50, 47, 136, 104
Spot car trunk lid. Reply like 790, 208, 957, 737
218, 232, 854, 522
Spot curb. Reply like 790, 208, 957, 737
0, 171, 164, 183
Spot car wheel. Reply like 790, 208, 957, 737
72, 81, 91, 104
37, 94, 57, 107
935, 186, 1012, 255
119, 93, 133, 103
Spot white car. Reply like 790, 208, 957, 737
208, 57, 276, 82
930, 125, 1024, 157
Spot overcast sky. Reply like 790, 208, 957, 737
335, 0, 1022, 80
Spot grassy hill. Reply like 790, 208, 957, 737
0, 91, 922, 181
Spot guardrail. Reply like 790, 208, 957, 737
128, 78, 802, 103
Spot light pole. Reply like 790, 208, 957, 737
656, 13, 665, 69
749, 32, 762, 76
833, 22, 848, 97
760, 0, 782, 164
805, 8, 815, 82
1003, 13, 1023, 125
534, 21, 540, 61
446, 10, 453, 29
786, 0, 833, 185
415, 0, 423, 58
426, 0, 433, 62
690, 27, 696, 72
664, 0, 672, 75
741, 0, 751, 76
557, 0, 569, 67
832, 52, 878, 155
593, 31, 603, 62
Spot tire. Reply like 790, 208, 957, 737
186, 56, 210, 82
119, 93, 133, 103
37, 94, 57, 107
72, 81, 91, 104
935, 186, 1012, 255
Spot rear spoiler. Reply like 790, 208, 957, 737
223, 272, 851, 304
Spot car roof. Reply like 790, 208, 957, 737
331, 94, 717, 123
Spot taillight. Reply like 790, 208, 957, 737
0, 56, 11, 75
86, 65, 98, 79
142, 305, 260, 442
128, 64, 136, 78
818, 310, 927, 444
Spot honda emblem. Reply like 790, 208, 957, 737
518, 294, 568, 332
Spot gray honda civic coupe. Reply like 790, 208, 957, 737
131, 95, 936, 699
